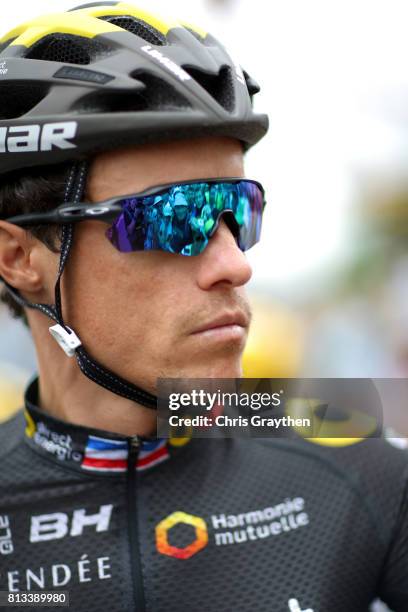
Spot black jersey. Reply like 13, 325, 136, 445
0, 379, 407, 612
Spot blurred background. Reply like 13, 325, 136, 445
1, 0, 407, 438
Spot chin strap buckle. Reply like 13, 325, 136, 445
49, 324, 82, 357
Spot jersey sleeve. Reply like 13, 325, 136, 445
377, 463, 408, 611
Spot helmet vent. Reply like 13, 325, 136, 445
183, 66, 235, 112
74, 73, 189, 113
132, 72, 191, 109
25, 34, 111, 65
0, 84, 49, 119
100, 15, 167, 46
73, 90, 147, 113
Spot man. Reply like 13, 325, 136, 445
0, 3, 406, 611
169, 187, 191, 253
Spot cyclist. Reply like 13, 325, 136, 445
0, 3, 406, 611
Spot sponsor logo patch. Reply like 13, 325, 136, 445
156, 497, 309, 558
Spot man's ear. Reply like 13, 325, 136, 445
0, 221, 43, 293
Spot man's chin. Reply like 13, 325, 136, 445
177, 358, 244, 380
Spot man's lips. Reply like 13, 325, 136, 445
191, 311, 249, 335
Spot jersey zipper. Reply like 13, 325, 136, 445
127, 435, 146, 611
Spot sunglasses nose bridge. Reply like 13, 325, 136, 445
210, 210, 240, 240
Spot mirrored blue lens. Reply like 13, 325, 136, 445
106, 180, 264, 256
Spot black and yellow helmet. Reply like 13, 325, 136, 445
0, 1, 268, 176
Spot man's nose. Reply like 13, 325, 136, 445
195, 218, 253, 290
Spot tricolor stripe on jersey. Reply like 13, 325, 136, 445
81, 435, 169, 472
138, 439, 169, 471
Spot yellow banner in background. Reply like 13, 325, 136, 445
0, 377, 23, 422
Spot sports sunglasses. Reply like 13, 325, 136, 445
8, 178, 266, 256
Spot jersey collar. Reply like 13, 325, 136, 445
23, 378, 190, 476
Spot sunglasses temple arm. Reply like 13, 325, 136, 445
7, 209, 63, 227
7, 203, 123, 227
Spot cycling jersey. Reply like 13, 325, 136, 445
0, 378, 407, 612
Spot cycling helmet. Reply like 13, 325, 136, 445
0, 1, 268, 176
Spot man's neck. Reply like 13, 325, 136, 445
31, 321, 157, 437
37, 369, 157, 437
39, 373, 156, 436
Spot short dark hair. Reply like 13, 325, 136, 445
0, 163, 74, 321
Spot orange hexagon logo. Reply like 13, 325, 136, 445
156, 511, 208, 559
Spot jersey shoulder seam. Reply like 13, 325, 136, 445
256, 438, 391, 549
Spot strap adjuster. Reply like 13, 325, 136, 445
49, 324, 82, 357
